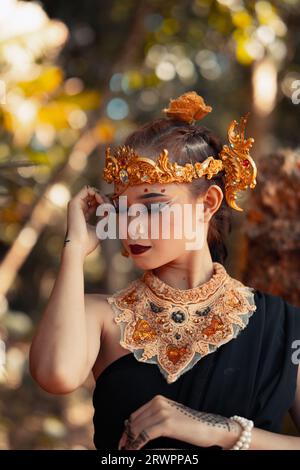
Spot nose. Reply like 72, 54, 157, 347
136, 222, 147, 236
128, 220, 148, 239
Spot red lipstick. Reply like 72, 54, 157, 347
129, 244, 151, 255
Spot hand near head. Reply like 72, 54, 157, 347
65, 185, 110, 259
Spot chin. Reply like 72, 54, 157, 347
130, 255, 161, 271
131, 255, 171, 271
131, 259, 156, 270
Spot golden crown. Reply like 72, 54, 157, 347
102, 91, 257, 211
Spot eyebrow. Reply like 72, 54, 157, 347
137, 192, 169, 200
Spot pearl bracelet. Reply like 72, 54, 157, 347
228, 415, 254, 450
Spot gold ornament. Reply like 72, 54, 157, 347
162, 90, 212, 124
219, 113, 257, 211
107, 262, 257, 384
102, 91, 257, 212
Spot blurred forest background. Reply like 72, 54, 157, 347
0, 0, 300, 449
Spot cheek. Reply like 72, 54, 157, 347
151, 237, 186, 256
149, 210, 191, 239
150, 209, 205, 247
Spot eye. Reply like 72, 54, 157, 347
144, 202, 169, 213
115, 202, 170, 214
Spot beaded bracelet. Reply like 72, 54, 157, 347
228, 415, 254, 450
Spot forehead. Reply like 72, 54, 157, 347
113, 182, 190, 199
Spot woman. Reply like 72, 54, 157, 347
29, 91, 300, 450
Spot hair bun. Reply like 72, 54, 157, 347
162, 90, 212, 124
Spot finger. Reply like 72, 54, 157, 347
83, 192, 105, 217
129, 395, 167, 424
70, 185, 92, 203
119, 421, 136, 450
126, 429, 150, 451
84, 191, 103, 209
118, 419, 134, 450
130, 408, 161, 437
118, 396, 168, 449
85, 196, 99, 214
86, 186, 104, 205
87, 185, 111, 206
125, 407, 169, 444
125, 419, 165, 450
118, 421, 140, 449
70, 185, 105, 209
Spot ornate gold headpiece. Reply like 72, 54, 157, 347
102, 91, 257, 211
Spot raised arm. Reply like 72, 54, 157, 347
29, 185, 106, 394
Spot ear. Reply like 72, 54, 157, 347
201, 185, 224, 223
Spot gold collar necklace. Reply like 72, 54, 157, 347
107, 262, 257, 384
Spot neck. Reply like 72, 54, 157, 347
152, 243, 215, 290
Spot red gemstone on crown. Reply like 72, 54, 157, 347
243, 159, 249, 167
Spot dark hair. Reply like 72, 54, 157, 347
124, 117, 232, 265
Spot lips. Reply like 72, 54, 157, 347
129, 244, 151, 255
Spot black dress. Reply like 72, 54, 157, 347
92, 289, 300, 450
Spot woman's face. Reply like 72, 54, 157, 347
112, 181, 212, 271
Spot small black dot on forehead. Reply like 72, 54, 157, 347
161, 189, 166, 193
144, 188, 148, 192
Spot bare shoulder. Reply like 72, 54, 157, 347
84, 292, 112, 313
84, 293, 114, 328
84, 292, 111, 306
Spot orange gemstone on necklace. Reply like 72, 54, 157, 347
133, 319, 156, 342
166, 344, 188, 364
202, 316, 224, 337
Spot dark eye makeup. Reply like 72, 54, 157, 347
114, 200, 172, 214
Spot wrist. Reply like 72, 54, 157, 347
227, 416, 254, 450
61, 240, 86, 264
213, 418, 243, 449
